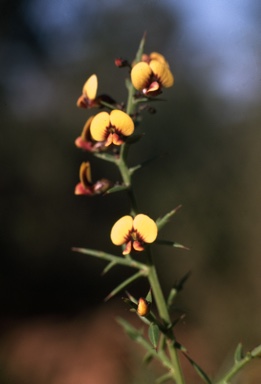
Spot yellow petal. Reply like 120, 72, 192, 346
131, 62, 152, 91
79, 161, 92, 187
82, 74, 98, 100
149, 52, 168, 66
149, 60, 174, 88
90, 111, 110, 141
110, 215, 133, 245
110, 110, 134, 136
133, 214, 158, 243
81, 115, 94, 141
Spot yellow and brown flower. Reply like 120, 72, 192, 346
90, 110, 134, 147
75, 162, 111, 195
76, 74, 100, 109
131, 52, 174, 96
75, 116, 106, 152
110, 214, 158, 255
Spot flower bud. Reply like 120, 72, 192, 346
137, 297, 150, 317
114, 58, 130, 68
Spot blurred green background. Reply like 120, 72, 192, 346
0, 0, 261, 382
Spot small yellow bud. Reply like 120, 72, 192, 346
137, 297, 150, 317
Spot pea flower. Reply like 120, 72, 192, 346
141, 51, 169, 66
75, 162, 111, 195
131, 53, 174, 96
110, 214, 158, 255
77, 74, 100, 109
75, 116, 106, 152
90, 110, 134, 147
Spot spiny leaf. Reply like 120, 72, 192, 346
122, 296, 138, 311
106, 184, 128, 194
101, 260, 117, 275
135, 32, 146, 63
167, 271, 191, 308
129, 154, 159, 175
143, 351, 154, 365
174, 271, 191, 291
117, 317, 143, 341
118, 319, 174, 371
156, 239, 190, 250
104, 270, 145, 301
145, 288, 153, 303
125, 291, 138, 304
169, 314, 186, 330
250, 344, 261, 358
156, 205, 182, 231
72, 247, 147, 270
183, 353, 212, 384
156, 372, 174, 383
234, 343, 244, 363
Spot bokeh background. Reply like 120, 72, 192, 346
1, 0, 261, 383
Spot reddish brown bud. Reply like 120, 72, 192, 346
114, 58, 130, 68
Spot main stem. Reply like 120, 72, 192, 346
120, 37, 185, 383
147, 251, 185, 384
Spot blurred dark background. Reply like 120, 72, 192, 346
0, 0, 261, 382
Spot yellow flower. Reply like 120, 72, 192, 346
74, 162, 111, 195
90, 110, 134, 147
141, 51, 169, 66
131, 55, 174, 96
110, 214, 158, 255
76, 74, 99, 108
75, 116, 106, 152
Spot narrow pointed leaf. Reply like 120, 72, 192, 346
125, 78, 132, 91
148, 323, 160, 349
106, 184, 128, 194
117, 318, 173, 371
167, 287, 177, 308
72, 247, 147, 270
156, 239, 190, 250
143, 351, 154, 365
183, 353, 212, 384
174, 341, 187, 352
117, 317, 143, 341
145, 289, 153, 303
169, 314, 186, 330
156, 372, 173, 383
234, 343, 244, 363
156, 205, 182, 231
105, 270, 144, 301
122, 297, 138, 311
129, 154, 159, 175
101, 260, 117, 275
251, 344, 261, 357
134, 32, 146, 63
167, 272, 191, 308
125, 291, 138, 304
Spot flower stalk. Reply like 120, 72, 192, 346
73, 35, 261, 384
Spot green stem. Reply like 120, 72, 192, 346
216, 345, 261, 384
147, 250, 185, 384
116, 146, 138, 216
